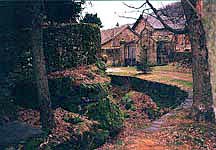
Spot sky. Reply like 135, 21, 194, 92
82, 1, 178, 29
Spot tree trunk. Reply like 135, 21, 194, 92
31, 0, 55, 129
181, 0, 215, 122
203, 0, 216, 120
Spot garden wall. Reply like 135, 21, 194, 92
109, 75, 188, 109
43, 24, 101, 72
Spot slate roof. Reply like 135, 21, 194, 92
101, 2, 185, 45
101, 24, 139, 45
132, 2, 186, 30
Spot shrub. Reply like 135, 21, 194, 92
121, 94, 134, 110
85, 97, 124, 135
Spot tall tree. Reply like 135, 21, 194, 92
144, 0, 215, 121
203, 0, 216, 120
44, 0, 84, 24
31, 0, 55, 129
181, 0, 214, 121
80, 13, 103, 27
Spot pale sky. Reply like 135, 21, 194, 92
82, 1, 179, 29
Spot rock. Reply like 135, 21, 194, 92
0, 121, 43, 146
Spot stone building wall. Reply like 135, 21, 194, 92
101, 27, 139, 66
102, 27, 139, 49
175, 34, 191, 52
133, 19, 153, 34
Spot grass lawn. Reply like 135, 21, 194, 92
106, 65, 193, 90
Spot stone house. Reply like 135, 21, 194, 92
100, 25, 140, 66
132, 13, 191, 65
100, 2, 191, 66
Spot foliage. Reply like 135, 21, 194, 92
54, 128, 109, 150
95, 59, 107, 75
170, 52, 192, 69
44, 24, 101, 72
80, 13, 103, 28
10, 0, 84, 27
44, 0, 85, 24
63, 115, 83, 124
137, 46, 151, 73
121, 94, 135, 110
86, 97, 124, 135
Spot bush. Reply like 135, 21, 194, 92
85, 97, 124, 135
121, 94, 134, 110
12, 80, 39, 109
95, 59, 106, 75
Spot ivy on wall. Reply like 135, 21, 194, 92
44, 23, 101, 72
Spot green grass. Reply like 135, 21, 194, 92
107, 66, 193, 89
151, 64, 191, 74
151, 65, 176, 72
170, 79, 193, 89
107, 67, 139, 76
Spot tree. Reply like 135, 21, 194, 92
146, 0, 215, 122
137, 17, 152, 73
80, 13, 103, 27
44, 0, 84, 24
137, 45, 150, 73
31, 0, 55, 129
203, 0, 216, 120
180, 0, 214, 122
125, 0, 215, 121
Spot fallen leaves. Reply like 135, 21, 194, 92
18, 107, 99, 148
48, 65, 110, 85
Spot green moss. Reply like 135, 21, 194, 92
86, 97, 124, 135
121, 94, 135, 110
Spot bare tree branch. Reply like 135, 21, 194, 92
118, 15, 137, 20
146, 0, 188, 34
123, 2, 147, 9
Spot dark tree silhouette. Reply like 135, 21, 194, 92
31, 0, 55, 129
44, 0, 84, 24
80, 13, 103, 27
